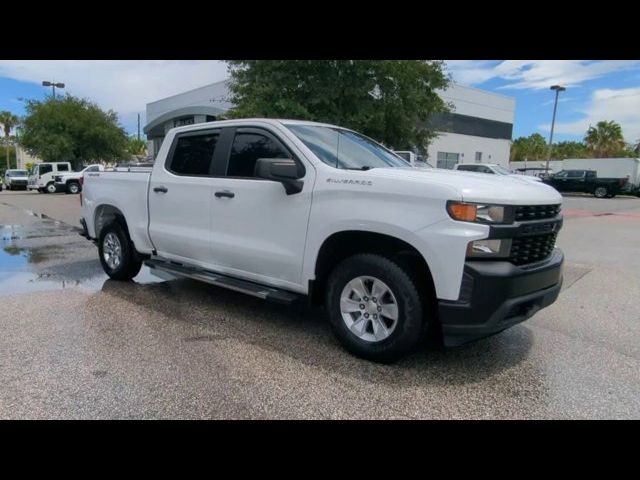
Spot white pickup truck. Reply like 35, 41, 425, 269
81, 119, 564, 362
54, 164, 104, 194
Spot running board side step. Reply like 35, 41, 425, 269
144, 259, 300, 305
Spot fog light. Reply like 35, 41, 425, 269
467, 239, 511, 258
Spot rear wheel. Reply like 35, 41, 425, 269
594, 186, 609, 198
98, 221, 142, 280
325, 253, 426, 363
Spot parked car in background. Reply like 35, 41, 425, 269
28, 162, 73, 193
454, 163, 543, 183
81, 118, 564, 363
542, 169, 628, 198
3, 169, 30, 190
54, 164, 104, 194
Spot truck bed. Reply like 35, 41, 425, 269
82, 169, 154, 254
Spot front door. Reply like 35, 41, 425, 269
207, 127, 314, 291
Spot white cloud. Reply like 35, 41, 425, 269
0, 60, 229, 126
539, 87, 640, 142
446, 60, 640, 90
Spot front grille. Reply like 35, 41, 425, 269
12, 180, 27, 185
515, 204, 561, 221
509, 232, 557, 266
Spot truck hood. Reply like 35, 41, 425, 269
368, 167, 562, 205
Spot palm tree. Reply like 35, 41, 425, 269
0, 111, 20, 170
584, 120, 626, 158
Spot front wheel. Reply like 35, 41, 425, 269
45, 182, 57, 194
98, 221, 142, 280
594, 186, 609, 198
325, 253, 426, 363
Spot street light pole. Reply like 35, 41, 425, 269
546, 84, 566, 173
42, 81, 65, 99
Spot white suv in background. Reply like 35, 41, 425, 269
454, 163, 542, 183
3, 169, 30, 190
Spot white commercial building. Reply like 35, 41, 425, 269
145, 81, 516, 168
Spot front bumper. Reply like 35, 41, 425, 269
439, 248, 563, 346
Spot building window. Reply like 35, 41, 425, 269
437, 152, 460, 169
173, 117, 195, 128
475, 151, 483, 163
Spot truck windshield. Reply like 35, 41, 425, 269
7, 170, 28, 176
286, 124, 408, 170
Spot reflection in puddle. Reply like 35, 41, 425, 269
0, 265, 171, 296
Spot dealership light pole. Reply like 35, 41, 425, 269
42, 81, 65, 99
546, 84, 566, 173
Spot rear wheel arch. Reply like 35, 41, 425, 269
94, 204, 129, 240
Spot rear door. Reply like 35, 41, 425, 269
148, 128, 222, 265
206, 126, 314, 290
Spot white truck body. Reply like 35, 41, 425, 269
28, 162, 73, 193
81, 119, 564, 358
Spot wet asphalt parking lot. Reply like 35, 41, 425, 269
1, 189, 639, 419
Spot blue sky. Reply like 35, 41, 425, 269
1, 60, 639, 143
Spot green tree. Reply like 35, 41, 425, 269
19, 95, 128, 169
127, 136, 148, 156
510, 133, 549, 161
0, 111, 20, 171
552, 141, 591, 160
584, 120, 626, 158
227, 60, 450, 154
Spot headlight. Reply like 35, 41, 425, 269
467, 238, 512, 258
447, 201, 510, 224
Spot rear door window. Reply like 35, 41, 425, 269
168, 131, 220, 176
57, 164, 70, 172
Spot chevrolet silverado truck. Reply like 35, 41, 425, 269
80, 119, 564, 362
542, 169, 628, 198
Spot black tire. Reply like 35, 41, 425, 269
66, 182, 80, 194
325, 253, 425, 363
45, 182, 57, 194
98, 221, 142, 280
594, 186, 609, 198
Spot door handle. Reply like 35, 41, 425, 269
153, 186, 168, 193
215, 190, 235, 199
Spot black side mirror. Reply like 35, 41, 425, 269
255, 158, 304, 195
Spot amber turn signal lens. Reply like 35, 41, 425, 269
447, 202, 477, 222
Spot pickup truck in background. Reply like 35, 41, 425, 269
81, 119, 564, 362
542, 169, 628, 198
54, 164, 104, 194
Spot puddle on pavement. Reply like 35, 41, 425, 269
0, 263, 172, 296
1, 236, 173, 296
